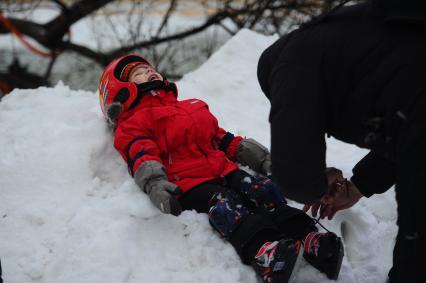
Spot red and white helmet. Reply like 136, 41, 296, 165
98, 54, 152, 121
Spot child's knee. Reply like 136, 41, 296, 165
239, 174, 287, 211
208, 191, 249, 238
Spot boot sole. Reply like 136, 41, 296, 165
287, 244, 304, 283
276, 241, 303, 283
329, 239, 344, 280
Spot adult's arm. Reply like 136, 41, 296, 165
351, 151, 396, 197
268, 61, 328, 204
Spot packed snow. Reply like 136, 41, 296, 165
0, 29, 397, 283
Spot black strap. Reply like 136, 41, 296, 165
126, 136, 151, 161
126, 136, 152, 176
219, 132, 235, 153
128, 150, 149, 176
128, 80, 178, 111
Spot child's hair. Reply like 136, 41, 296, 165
119, 61, 152, 82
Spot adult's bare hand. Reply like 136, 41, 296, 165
325, 167, 345, 186
318, 180, 363, 220
303, 167, 345, 216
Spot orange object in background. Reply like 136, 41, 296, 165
0, 79, 12, 98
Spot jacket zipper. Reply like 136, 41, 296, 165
164, 128, 173, 166
195, 134, 222, 178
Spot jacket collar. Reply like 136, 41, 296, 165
118, 81, 179, 122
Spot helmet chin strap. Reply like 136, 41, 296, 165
136, 79, 167, 93
128, 79, 177, 111
137, 79, 177, 95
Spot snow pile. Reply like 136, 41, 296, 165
0, 29, 397, 283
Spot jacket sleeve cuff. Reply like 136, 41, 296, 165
226, 135, 244, 160
351, 151, 396, 198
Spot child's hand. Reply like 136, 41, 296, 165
134, 160, 182, 216
260, 154, 272, 176
146, 179, 183, 216
236, 138, 271, 175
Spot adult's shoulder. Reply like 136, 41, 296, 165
370, 0, 426, 26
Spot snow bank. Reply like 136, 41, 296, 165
0, 29, 397, 283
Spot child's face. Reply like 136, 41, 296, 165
128, 64, 163, 84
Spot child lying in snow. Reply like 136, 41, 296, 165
98, 54, 344, 283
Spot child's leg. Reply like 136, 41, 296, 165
266, 205, 318, 240
181, 182, 303, 281
181, 182, 282, 262
208, 189, 302, 283
207, 189, 282, 263
225, 170, 317, 240
179, 182, 226, 213
226, 170, 344, 280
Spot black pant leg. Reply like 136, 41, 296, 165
389, 233, 424, 283
388, 131, 426, 283
181, 181, 281, 263
263, 205, 317, 240
179, 182, 226, 213
230, 214, 281, 264
226, 169, 317, 240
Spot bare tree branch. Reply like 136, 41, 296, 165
109, 9, 233, 58
155, 0, 177, 38
56, 40, 110, 65
45, 0, 113, 45
1, 0, 112, 50
51, 0, 69, 13
0, 0, 359, 90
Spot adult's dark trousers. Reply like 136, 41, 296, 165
388, 125, 426, 282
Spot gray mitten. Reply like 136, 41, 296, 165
134, 160, 182, 216
236, 138, 271, 175
106, 102, 122, 130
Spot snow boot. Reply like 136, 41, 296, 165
303, 231, 344, 280
251, 239, 302, 283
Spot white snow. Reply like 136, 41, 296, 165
0, 29, 397, 283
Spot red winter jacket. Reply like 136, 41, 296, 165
114, 84, 243, 192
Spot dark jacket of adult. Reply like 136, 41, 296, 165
257, 0, 426, 203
